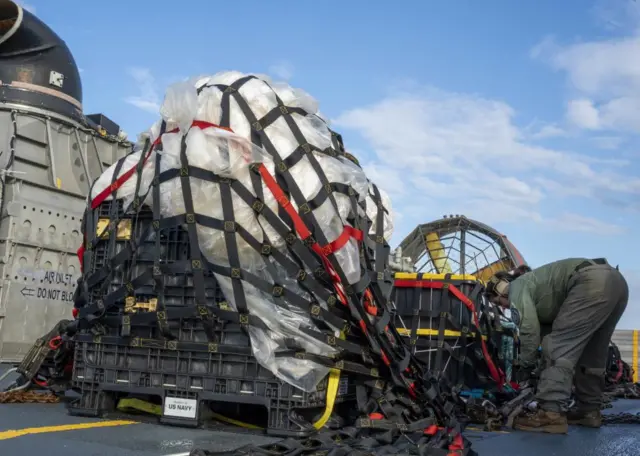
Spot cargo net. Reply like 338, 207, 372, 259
75, 73, 475, 455
394, 215, 527, 391
391, 274, 514, 394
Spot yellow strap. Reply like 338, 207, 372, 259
210, 412, 263, 430
425, 232, 453, 274
312, 331, 346, 430
117, 398, 162, 416
118, 397, 263, 429
394, 272, 480, 282
312, 368, 341, 430
116, 339, 344, 433
396, 328, 487, 341
472, 259, 514, 283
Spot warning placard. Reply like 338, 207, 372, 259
15, 267, 78, 304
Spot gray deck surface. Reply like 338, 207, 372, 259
2, 364, 639, 456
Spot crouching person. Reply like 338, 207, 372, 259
486, 258, 628, 434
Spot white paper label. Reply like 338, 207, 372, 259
49, 70, 64, 88
163, 397, 198, 419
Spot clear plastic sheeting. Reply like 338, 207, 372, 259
90, 71, 394, 391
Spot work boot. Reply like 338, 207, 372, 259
513, 409, 569, 434
567, 409, 602, 428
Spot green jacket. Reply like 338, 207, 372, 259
507, 258, 588, 365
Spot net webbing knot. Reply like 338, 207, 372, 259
74, 76, 474, 455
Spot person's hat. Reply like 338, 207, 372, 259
486, 271, 512, 298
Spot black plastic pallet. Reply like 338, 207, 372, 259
85, 199, 223, 314
407, 337, 491, 388
391, 274, 501, 388
68, 339, 356, 437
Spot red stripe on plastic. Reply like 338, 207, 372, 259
77, 121, 233, 270
394, 278, 506, 388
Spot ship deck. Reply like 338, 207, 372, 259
1, 365, 639, 456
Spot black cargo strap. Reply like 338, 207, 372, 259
78, 153, 371, 360
77, 136, 371, 363
95, 154, 126, 303
74, 332, 253, 356
149, 123, 176, 341
75, 74, 473, 455
393, 275, 497, 390
191, 424, 476, 456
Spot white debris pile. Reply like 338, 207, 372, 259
90, 71, 394, 391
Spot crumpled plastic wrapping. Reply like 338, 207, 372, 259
90, 71, 394, 392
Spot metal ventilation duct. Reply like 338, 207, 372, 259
0, 0, 83, 121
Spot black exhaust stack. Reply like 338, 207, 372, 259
0, 0, 83, 122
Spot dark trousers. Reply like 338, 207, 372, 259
536, 264, 629, 412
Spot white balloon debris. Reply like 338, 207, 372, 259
90, 71, 394, 391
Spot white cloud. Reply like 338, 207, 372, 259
333, 86, 639, 236
566, 99, 601, 129
531, 9, 640, 134
268, 61, 294, 81
124, 67, 160, 114
545, 212, 627, 235
592, 135, 624, 149
591, 0, 640, 33
531, 124, 567, 139
523, 119, 569, 140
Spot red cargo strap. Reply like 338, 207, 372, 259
77, 120, 364, 308
424, 425, 439, 436
257, 163, 363, 305
423, 426, 465, 453
76, 121, 232, 271
448, 432, 465, 451
33, 378, 49, 388
256, 164, 363, 257
394, 279, 506, 388
614, 360, 624, 383
77, 244, 85, 272
363, 289, 378, 316
90, 121, 232, 211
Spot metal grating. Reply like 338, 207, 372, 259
397, 215, 527, 279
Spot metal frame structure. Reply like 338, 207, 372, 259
397, 215, 527, 279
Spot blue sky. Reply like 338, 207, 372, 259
21, 0, 640, 326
